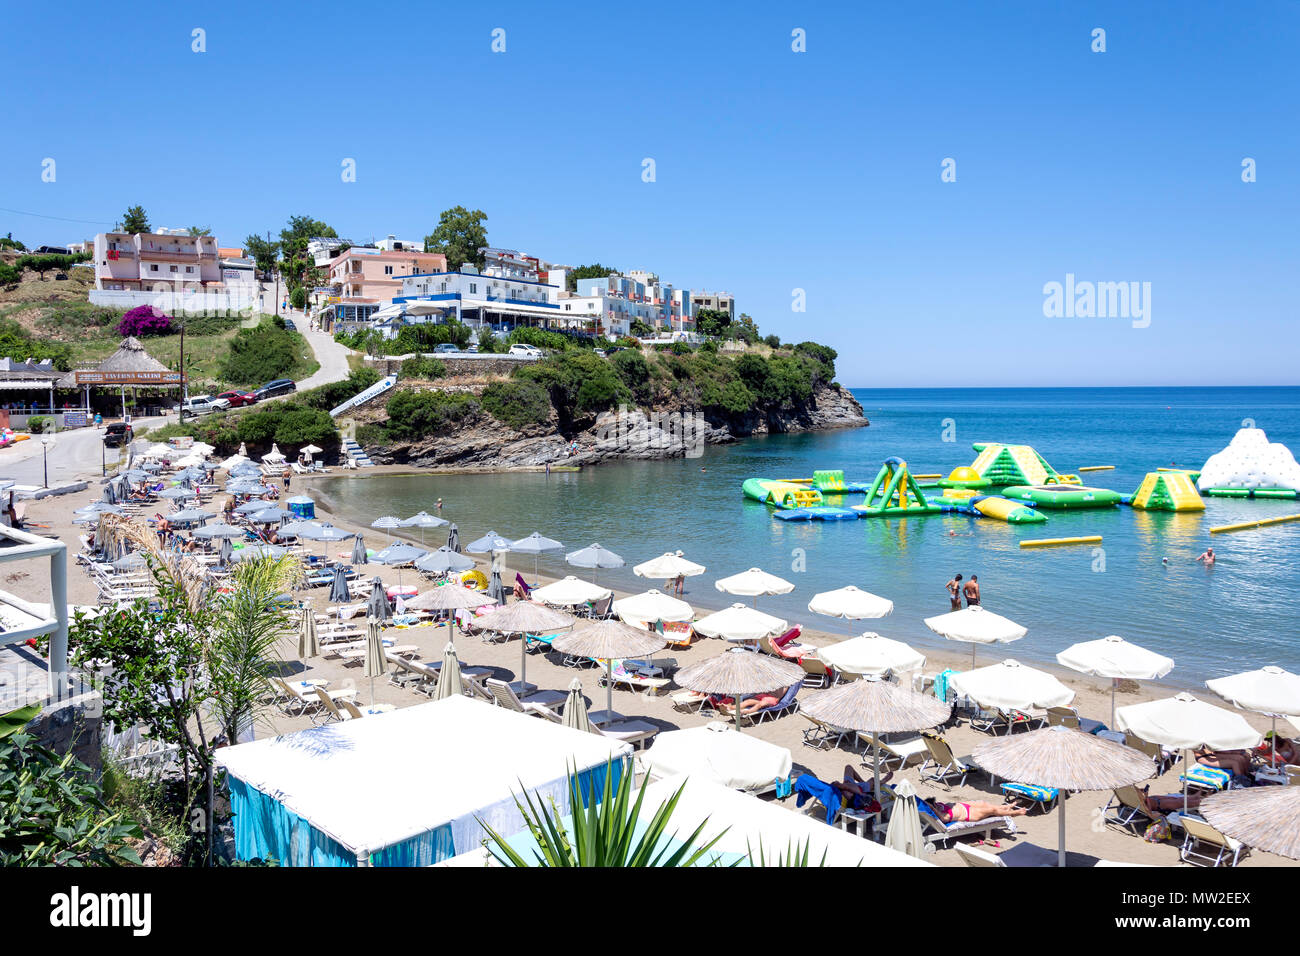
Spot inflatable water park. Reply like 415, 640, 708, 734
740, 427, 1300, 535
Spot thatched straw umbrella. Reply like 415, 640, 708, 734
674, 647, 804, 733
474, 602, 576, 692
1201, 785, 1300, 861
800, 677, 951, 796
404, 584, 497, 643
971, 725, 1155, 866
551, 619, 665, 721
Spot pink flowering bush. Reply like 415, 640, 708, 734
117, 306, 173, 337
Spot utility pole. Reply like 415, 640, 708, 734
178, 310, 187, 424
269, 230, 279, 317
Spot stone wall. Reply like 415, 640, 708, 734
364, 355, 536, 378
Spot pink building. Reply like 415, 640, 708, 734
327, 247, 447, 302
93, 231, 222, 293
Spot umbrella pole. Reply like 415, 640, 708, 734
1058, 792, 1066, 868
872, 732, 881, 799
1183, 749, 1189, 814
606, 659, 614, 716
1111, 680, 1117, 728
1271, 716, 1277, 764
971, 643, 976, 669
520, 632, 528, 688
735, 687, 743, 734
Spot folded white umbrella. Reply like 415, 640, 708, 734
949, 659, 1074, 711
715, 568, 794, 605
433, 641, 462, 701
530, 575, 612, 607
633, 552, 706, 580
1057, 634, 1175, 725
691, 603, 787, 643
884, 778, 925, 860
612, 589, 694, 626
817, 633, 925, 677
808, 585, 893, 620
1116, 692, 1264, 813
263, 444, 286, 463
923, 605, 1027, 667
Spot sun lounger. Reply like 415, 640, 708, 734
999, 782, 1059, 811
969, 706, 1040, 735
1045, 705, 1107, 734
599, 669, 670, 695
918, 732, 980, 787
1102, 785, 1157, 830
855, 733, 929, 771
798, 655, 832, 689
671, 690, 710, 713
514, 573, 532, 599
1180, 816, 1246, 867
913, 793, 1019, 847
661, 620, 694, 648
595, 718, 659, 750
486, 679, 564, 720
801, 714, 852, 751
740, 683, 800, 725
341, 699, 395, 719
587, 595, 613, 620
1180, 763, 1233, 793
1124, 732, 1175, 774
271, 677, 329, 716
956, 845, 1006, 867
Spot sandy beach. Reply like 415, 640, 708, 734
27, 467, 1297, 868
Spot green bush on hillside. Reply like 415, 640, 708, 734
0, 319, 73, 370
295, 368, 382, 411
383, 389, 479, 442
480, 380, 551, 429
514, 351, 630, 424
400, 355, 447, 380
218, 318, 305, 386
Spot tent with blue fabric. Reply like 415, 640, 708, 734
213, 696, 631, 867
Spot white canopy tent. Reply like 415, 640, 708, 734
441, 774, 932, 868
948, 659, 1075, 712
214, 697, 630, 866
636, 723, 792, 793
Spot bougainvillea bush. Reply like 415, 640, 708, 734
117, 305, 173, 337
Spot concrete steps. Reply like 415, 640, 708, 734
342, 438, 374, 467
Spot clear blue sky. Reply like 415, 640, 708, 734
3, 1, 1296, 387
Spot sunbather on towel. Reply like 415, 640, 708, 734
1257, 735, 1300, 767
711, 690, 780, 716
1139, 785, 1204, 814
929, 797, 1028, 823
1196, 748, 1253, 781
832, 765, 890, 811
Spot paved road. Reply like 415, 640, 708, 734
294, 317, 356, 392
0, 415, 173, 488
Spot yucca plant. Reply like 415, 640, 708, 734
480, 760, 730, 867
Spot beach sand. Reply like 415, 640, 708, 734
26, 471, 1297, 868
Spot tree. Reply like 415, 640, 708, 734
694, 307, 732, 338
0, 233, 24, 251
423, 206, 488, 271
243, 235, 280, 275
567, 263, 619, 293
278, 215, 335, 261
121, 205, 150, 234
187, 226, 212, 236
118, 304, 173, 337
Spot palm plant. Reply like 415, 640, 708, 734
480, 760, 729, 867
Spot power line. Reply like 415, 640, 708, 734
0, 205, 116, 226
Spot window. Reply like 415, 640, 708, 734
384, 266, 393, 275
185, 266, 194, 273
150, 264, 159, 272
469, 283, 477, 294
170, 265, 178, 273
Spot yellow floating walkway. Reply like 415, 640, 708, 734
1077, 465, 1115, 472
1020, 535, 1103, 548
1209, 514, 1300, 534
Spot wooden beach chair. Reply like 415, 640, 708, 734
918, 732, 980, 787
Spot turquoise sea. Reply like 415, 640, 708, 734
317, 387, 1300, 684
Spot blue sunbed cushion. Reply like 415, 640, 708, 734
1000, 782, 1058, 803
1180, 764, 1231, 790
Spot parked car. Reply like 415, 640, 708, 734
178, 395, 228, 416
508, 344, 543, 358
216, 389, 257, 408
102, 422, 133, 447
432, 343, 461, 354
254, 379, 297, 401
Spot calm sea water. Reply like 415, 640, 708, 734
317, 387, 1300, 683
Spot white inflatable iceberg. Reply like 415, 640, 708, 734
1198, 427, 1300, 491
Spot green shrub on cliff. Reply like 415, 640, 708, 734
384, 389, 479, 441
480, 381, 551, 429
514, 351, 630, 424
400, 355, 447, 380
296, 368, 381, 411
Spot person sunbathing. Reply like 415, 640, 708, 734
1258, 735, 1300, 767
832, 764, 892, 807
1139, 785, 1204, 814
929, 797, 1028, 823
1196, 748, 1253, 780
711, 690, 781, 716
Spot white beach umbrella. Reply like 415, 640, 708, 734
633, 552, 706, 580
612, 589, 694, 626
190, 441, 215, 456
262, 444, 286, 463
691, 603, 787, 643
1057, 635, 1175, 725
562, 677, 593, 733
1116, 692, 1263, 812
433, 641, 462, 701
371, 515, 402, 543
174, 454, 204, 468
714, 567, 794, 606
142, 443, 173, 458
300, 444, 323, 460
402, 510, 449, 545
948, 659, 1074, 713
923, 605, 1027, 667
510, 531, 563, 582
363, 616, 386, 706
221, 454, 248, 471
565, 543, 624, 584
885, 778, 926, 860
297, 608, 319, 663
1206, 665, 1300, 722
817, 633, 925, 678
531, 575, 612, 607
808, 585, 894, 620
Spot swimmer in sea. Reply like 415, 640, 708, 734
1196, 547, 1216, 568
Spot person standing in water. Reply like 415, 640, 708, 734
963, 574, 980, 607
1196, 547, 1215, 567
945, 573, 963, 610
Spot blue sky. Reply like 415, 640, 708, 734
3, 1, 1296, 387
